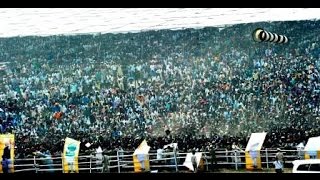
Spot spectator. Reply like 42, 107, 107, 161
276, 148, 285, 168
273, 157, 283, 173
102, 154, 110, 173
191, 150, 197, 173
210, 145, 218, 172
0, 19, 319, 161
1, 155, 9, 173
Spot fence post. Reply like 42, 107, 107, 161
226, 150, 229, 163
173, 150, 178, 172
33, 156, 38, 173
117, 150, 121, 173
235, 151, 238, 170
265, 148, 269, 170
61, 153, 64, 173
90, 155, 92, 173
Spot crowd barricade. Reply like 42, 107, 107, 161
12, 149, 301, 173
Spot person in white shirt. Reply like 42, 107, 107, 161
156, 147, 163, 166
273, 157, 283, 173
191, 150, 198, 173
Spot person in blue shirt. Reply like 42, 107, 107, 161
1, 143, 11, 173
1, 155, 9, 173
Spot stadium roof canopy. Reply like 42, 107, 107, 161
0, 8, 319, 37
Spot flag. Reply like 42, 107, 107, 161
133, 140, 150, 172
245, 132, 267, 170
62, 137, 80, 173
183, 152, 202, 171
304, 136, 320, 159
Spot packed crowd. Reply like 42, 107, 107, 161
0, 20, 320, 158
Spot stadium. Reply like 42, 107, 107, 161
0, 8, 320, 173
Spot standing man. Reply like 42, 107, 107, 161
156, 146, 163, 166
191, 150, 198, 173
2, 142, 11, 173
273, 157, 283, 173
210, 145, 218, 172
1, 155, 9, 173
275, 148, 285, 169
102, 154, 110, 173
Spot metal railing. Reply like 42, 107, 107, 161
11, 148, 304, 173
